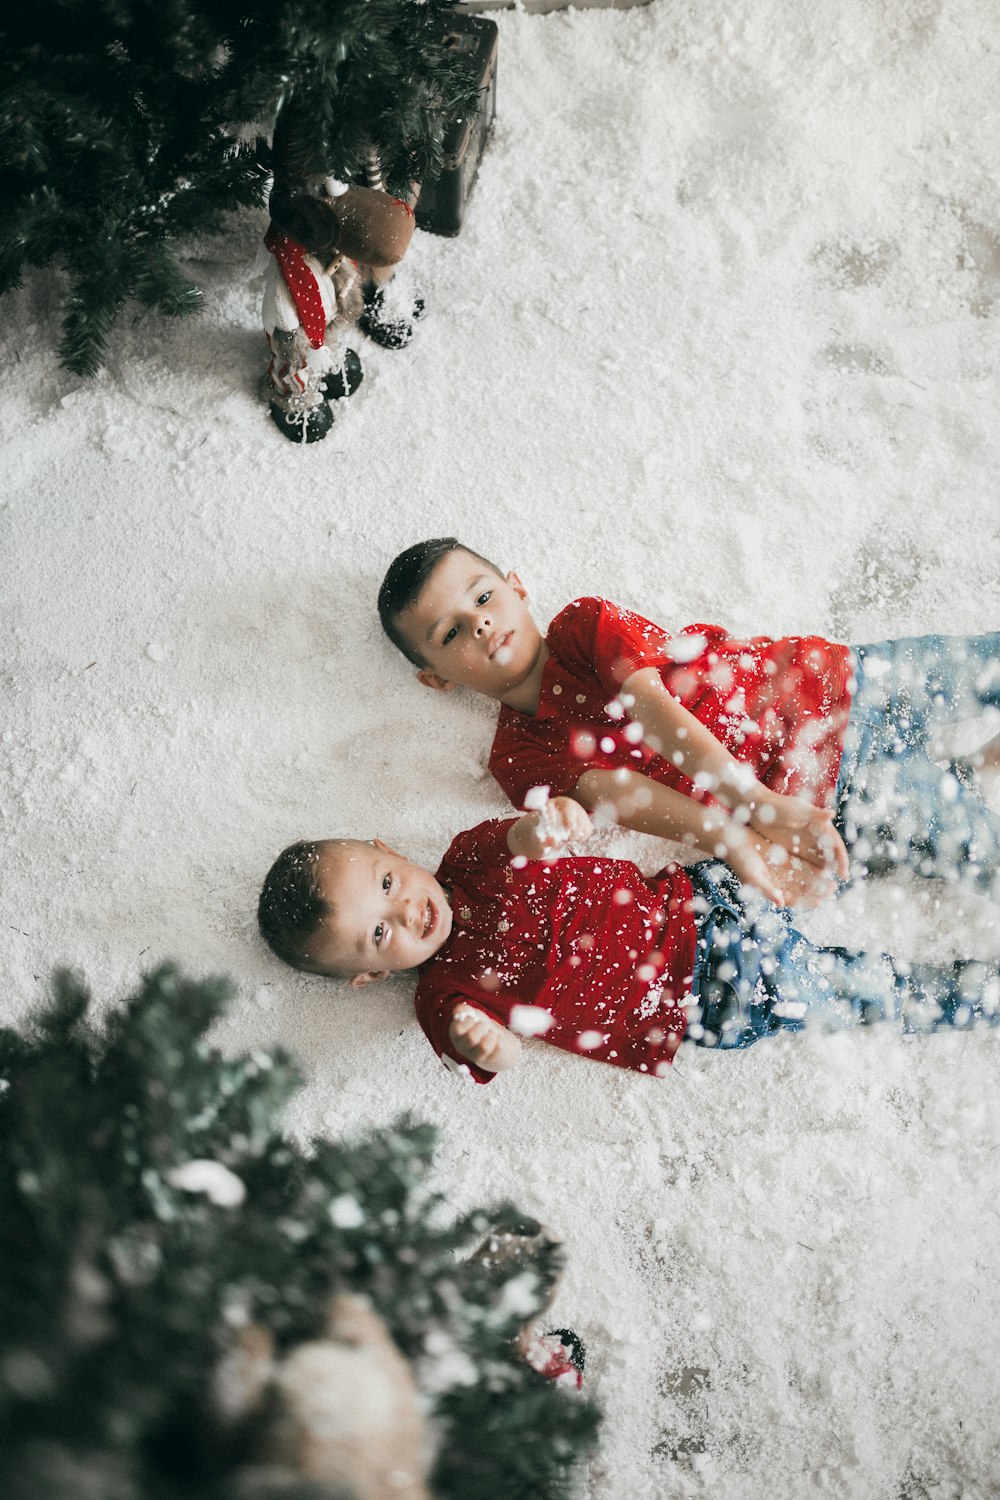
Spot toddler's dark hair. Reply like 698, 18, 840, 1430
377, 537, 504, 666
258, 840, 333, 973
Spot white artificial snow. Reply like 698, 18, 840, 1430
329, 1193, 365, 1229
497, 1270, 546, 1322
420, 1330, 480, 1394
166, 1160, 247, 1207
3, 2, 1000, 1496
509, 1003, 554, 1035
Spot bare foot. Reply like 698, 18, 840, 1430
966, 734, 1000, 772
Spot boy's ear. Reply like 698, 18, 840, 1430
506, 570, 528, 601
416, 668, 458, 693
350, 969, 390, 989
372, 838, 401, 858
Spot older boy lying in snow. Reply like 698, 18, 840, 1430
376, 539, 1000, 907
258, 800, 1000, 1084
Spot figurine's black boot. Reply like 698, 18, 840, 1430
269, 399, 334, 444
546, 1328, 586, 1377
321, 348, 364, 400
358, 282, 425, 349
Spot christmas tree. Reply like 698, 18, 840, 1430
0, 966, 599, 1500
0, 0, 478, 374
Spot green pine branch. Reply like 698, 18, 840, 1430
0, 967, 600, 1499
1, 0, 477, 373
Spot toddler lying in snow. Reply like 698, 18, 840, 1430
376, 538, 1000, 908
258, 799, 1000, 1085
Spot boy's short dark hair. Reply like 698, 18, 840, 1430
258, 840, 334, 974
377, 537, 504, 667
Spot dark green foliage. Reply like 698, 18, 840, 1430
0, 1, 478, 373
0, 967, 599, 1500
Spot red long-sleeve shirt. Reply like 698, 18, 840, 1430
414, 819, 695, 1084
489, 598, 853, 812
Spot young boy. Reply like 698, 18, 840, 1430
257, 800, 1000, 1085
377, 538, 1000, 908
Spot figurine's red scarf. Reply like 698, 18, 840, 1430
264, 228, 326, 349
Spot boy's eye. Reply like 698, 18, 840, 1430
382, 873, 391, 892
374, 923, 384, 946
476, 591, 492, 606
442, 625, 459, 645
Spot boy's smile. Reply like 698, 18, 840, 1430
400, 549, 548, 714
311, 839, 453, 984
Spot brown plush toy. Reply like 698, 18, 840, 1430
220, 1293, 431, 1500
261, 178, 418, 445
218, 1228, 584, 1498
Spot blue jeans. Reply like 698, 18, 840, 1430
686, 862, 1000, 1051
834, 634, 1000, 895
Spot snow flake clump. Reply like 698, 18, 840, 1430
667, 633, 707, 664
420, 1329, 479, 1393
166, 1159, 246, 1207
329, 1193, 365, 1229
497, 1270, 543, 1321
509, 1004, 553, 1036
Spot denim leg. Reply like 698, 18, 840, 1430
899, 960, 1000, 1031
837, 744, 1000, 894
769, 937, 1000, 1037
690, 905, 893, 1049
848, 634, 1000, 751
689, 908, 779, 1049
687, 864, 1000, 1049
835, 634, 1000, 893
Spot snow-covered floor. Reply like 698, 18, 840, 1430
4, 3, 1000, 1495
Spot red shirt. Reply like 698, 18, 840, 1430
414, 819, 695, 1084
489, 598, 852, 811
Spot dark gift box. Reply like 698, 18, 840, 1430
416, 14, 498, 237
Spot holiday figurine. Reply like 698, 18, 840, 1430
262, 177, 418, 443
222, 1230, 585, 1498
469, 1219, 587, 1391
263, 115, 424, 443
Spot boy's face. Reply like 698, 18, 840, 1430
399, 549, 545, 703
310, 839, 453, 987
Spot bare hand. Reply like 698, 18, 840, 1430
509, 796, 593, 862
748, 791, 849, 878
449, 1008, 521, 1072
735, 830, 840, 908
720, 830, 833, 908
